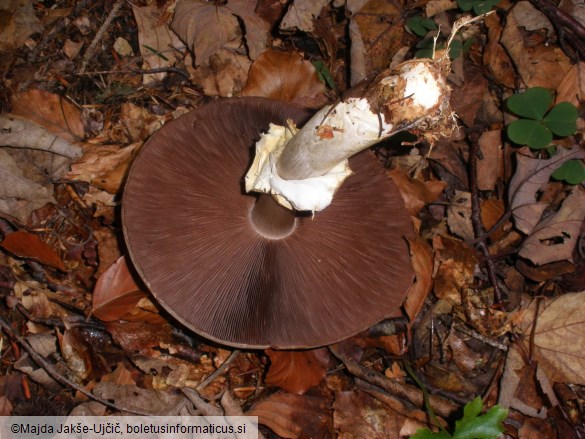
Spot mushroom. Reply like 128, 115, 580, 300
122, 97, 414, 349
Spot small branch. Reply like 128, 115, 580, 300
182, 388, 222, 416
196, 349, 240, 392
79, 0, 125, 74
75, 67, 190, 80
329, 345, 459, 418
0, 314, 154, 416
468, 135, 502, 303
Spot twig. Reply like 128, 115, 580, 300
182, 388, 222, 416
75, 67, 190, 80
328, 345, 459, 418
468, 135, 502, 303
79, 0, 125, 74
196, 350, 240, 392
0, 314, 154, 416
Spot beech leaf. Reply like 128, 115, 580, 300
508, 146, 585, 234
91, 256, 147, 322
517, 292, 585, 385
518, 186, 585, 265
0, 231, 66, 271
241, 49, 327, 108
265, 348, 329, 395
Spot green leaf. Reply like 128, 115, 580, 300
452, 398, 508, 439
407, 16, 438, 37
543, 102, 578, 136
457, 0, 474, 11
411, 428, 452, 439
312, 60, 337, 91
551, 159, 585, 184
507, 119, 552, 149
473, 0, 499, 15
506, 87, 553, 120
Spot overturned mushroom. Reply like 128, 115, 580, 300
122, 97, 416, 348
123, 48, 455, 348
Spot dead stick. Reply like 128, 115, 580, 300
468, 134, 502, 303
0, 314, 154, 416
79, 0, 125, 74
328, 346, 459, 418
197, 349, 240, 392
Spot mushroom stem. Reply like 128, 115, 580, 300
249, 194, 296, 239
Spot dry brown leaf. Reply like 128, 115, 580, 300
426, 0, 457, 17
92, 382, 190, 415
172, 0, 240, 66
224, 0, 269, 60
433, 235, 478, 304
333, 390, 406, 439
265, 348, 330, 395
11, 89, 84, 142
100, 362, 136, 386
58, 329, 91, 381
556, 62, 585, 107
509, 146, 585, 235
247, 393, 330, 439
242, 49, 327, 108
66, 143, 140, 194
450, 63, 489, 127
188, 49, 251, 97
519, 186, 585, 265
481, 198, 507, 243
511, 1, 554, 35
91, 256, 147, 322
477, 130, 503, 191
105, 321, 173, 353
0, 231, 65, 271
280, 0, 329, 32
388, 168, 446, 216
131, 4, 180, 85
483, 13, 516, 89
518, 292, 585, 385
0, 0, 42, 51
349, 0, 405, 83
501, 6, 572, 89
403, 235, 434, 323
447, 190, 473, 241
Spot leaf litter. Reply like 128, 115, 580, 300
0, 0, 584, 437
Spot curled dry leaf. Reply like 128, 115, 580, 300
280, 0, 329, 33
387, 168, 446, 216
247, 393, 330, 439
91, 256, 147, 322
519, 186, 585, 266
0, 231, 66, 271
11, 89, 84, 142
516, 292, 585, 385
403, 234, 434, 323
447, 190, 474, 241
509, 146, 585, 235
265, 348, 330, 395
242, 49, 327, 108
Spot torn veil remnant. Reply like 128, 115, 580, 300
123, 45, 455, 348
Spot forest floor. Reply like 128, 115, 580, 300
0, 0, 585, 438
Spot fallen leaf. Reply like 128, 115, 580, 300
224, 0, 269, 60
0, 231, 65, 271
247, 393, 330, 439
105, 321, 173, 353
509, 146, 585, 234
172, 0, 240, 66
501, 5, 572, 89
91, 256, 147, 322
188, 49, 251, 97
556, 62, 585, 107
131, 4, 180, 85
280, 0, 329, 32
242, 49, 327, 108
447, 190, 474, 241
403, 234, 434, 323
477, 130, 504, 191
481, 198, 507, 243
388, 168, 447, 216
519, 186, 585, 265
518, 292, 585, 385
11, 89, 84, 142
450, 63, 489, 127
483, 13, 516, 89
0, 0, 42, 51
265, 348, 330, 394
58, 329, 91, 381
66, 143, 140, 194
334, 390, 406, 438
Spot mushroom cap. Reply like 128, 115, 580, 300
122, 97, 414, 349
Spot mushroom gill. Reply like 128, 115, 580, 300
122, 97, 414, 349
